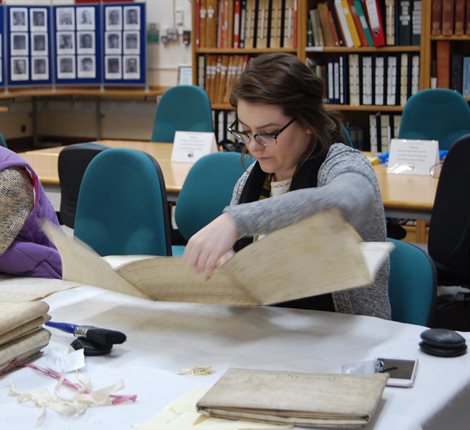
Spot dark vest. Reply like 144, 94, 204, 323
234, 153, 335, 312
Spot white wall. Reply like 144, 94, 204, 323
0, 0, 193, 141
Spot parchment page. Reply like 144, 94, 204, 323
42, 222, 148, 299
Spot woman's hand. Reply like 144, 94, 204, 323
183, 213, 238, 279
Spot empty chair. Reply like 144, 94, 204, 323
58, 142, 108, 228
151, 85, 213, 143
0, 133, 7, 148
74, 148, 172, 256
428, 134, 470, 286
387, 238, 436, 326
173, 152, 249, 255
398, 88, 470, 150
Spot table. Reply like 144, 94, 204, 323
19, 140, 193, 209
0, 282, 468, 430
19, 141, 437, 242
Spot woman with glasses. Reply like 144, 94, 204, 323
184, 53, 390, 319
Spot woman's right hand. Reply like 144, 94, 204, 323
183, 213, 238, 279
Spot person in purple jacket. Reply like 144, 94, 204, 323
0, 146, 62, 278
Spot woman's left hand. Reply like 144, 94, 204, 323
183, 213, 238, 279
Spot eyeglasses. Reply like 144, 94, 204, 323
227, 117, 296, 147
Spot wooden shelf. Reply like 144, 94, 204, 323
326, 104, 404, 112
305, 46, 421, 53
195, 48, 298, 55
431, 35, 470, 41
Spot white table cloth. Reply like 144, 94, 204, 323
0, 285, 469, 430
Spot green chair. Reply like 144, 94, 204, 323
387, 238, 436, 326
398, 89, 470, 150
0, 133, 7, 148
58, 142, 109, 228
74, 148, 172, 256
172, 152, 250, 255
151, 85, 213, 143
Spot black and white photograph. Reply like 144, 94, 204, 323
124, 6, 140, 30
11, 33, 28, 56
77, 32, 95, 54
105, 56, 121, 79
124, 32, 139, 54
11, 57, 28, 81
57, 32, 75, 54
32, 57, 48, 80
78, 55, 96, 79
106, 7, 122, 30
31, 33, 48, 55
77, 7, 95, 30
105, 32, 121, 54
30, 9, 47, 32
124, 55, 140, 80
10, 8, 28, 32
56, 7, 75, 31
57, 56, 76, 79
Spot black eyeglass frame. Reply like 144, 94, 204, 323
227, 117, 296, 147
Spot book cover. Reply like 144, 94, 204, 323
454, 0, 465, 35
362, 0, 386, 47
196, 368, 388, 428
353, 0, 375, 46
431, 0, 442, 35
397, 0, 411, 45
411, 0, 421, 45
441, 0, 455, 36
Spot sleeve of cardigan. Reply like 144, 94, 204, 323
224, 170, 376, 239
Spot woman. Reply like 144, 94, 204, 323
0, 146, 62, 278
184, 53, 390, 319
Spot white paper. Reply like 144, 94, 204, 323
171, 132, 217, 163
387, 139, 439, 176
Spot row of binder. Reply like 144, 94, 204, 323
307, 52, 420, 106
196, 0, 297, 49
307, 0, 421, 49
198, 54, 250, 105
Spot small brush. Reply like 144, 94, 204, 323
46, 321, 127, 346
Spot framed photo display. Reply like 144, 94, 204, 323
104, 3, 145, 85
1, 2, 146, 87
7, 5, 52, 86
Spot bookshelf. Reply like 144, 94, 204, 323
191, 1, 467, 150
427, 0, 470, 101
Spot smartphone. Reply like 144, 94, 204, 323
376, 358, 418, 388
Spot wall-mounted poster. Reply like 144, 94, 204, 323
31, 33, 48, 56
11, 57, 28, 81
10, 8, 28, 32
77, 7, 95, 30
56, 7, 75, 31
32, 57, 48, 80
106, 7, 122, 31
30, 8, 47, 31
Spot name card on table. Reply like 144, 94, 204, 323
171, 131, 218, 163
387, 139, 439, 176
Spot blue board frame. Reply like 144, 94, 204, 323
6, 5, 53, 87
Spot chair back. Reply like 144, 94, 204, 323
398, 88, 470, 150
175, 152, 248, 241
428, 134, 470, 282
74, 148, 172, 256
387, 238, 436, 326
151, 85, 213, 143
58, 142, 108, 228
0, 133, 7, 148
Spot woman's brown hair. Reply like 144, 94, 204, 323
230, 53, 345, 160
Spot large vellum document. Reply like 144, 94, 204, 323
43, 209, 392, 306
